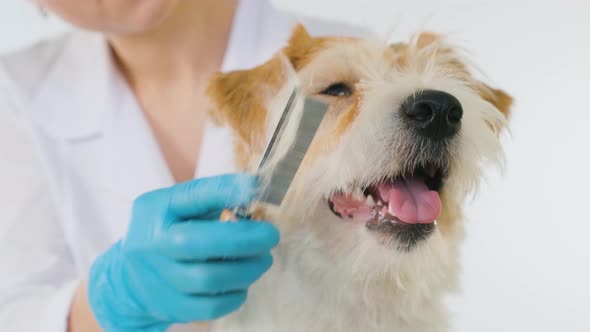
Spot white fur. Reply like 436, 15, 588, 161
209, 35, 506, 332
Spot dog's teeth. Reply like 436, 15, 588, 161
357, 188, 365, 199
365, 195, 375, 206
387, 203, 396, 217
384, 218, 397, 225
377, 199, 384, 206
352, 188, 364, 201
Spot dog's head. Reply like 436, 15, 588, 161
207, 24, 511, 281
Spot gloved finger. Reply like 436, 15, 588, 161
157, 220, 280, 260
155, 289, 248, 323
125, 264, 248, 322
154, 253, 273, 294
168, 174, 258, 220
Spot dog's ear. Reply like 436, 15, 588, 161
206, 56, 287, 168
207, 23, 315, 136
283, 23, 329, 71
206, 23, 329, 168
474, 83, 513, 119
283, 23, 313, 69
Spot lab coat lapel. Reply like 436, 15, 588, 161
91, 41, 175, 202
28, 32, 111, 140
97, 80, 175, 199
29, 30, 174, 219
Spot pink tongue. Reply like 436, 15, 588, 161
381, 179, 442, 224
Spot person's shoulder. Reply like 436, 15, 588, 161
0, 33, 72, 105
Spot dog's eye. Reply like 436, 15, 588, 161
319, 83, 352, 97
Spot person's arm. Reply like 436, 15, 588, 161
68, 282, 102, 332
0, 100, 82, 331
86, 175, 279, 331
67, 176, 279, 332
0, 109, 279, 332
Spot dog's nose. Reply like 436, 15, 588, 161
400, 90, 463, 139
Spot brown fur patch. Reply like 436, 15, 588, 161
207, 24, 353, 169
390, 33, 470, 79
282, 24, 320, 70
475, 83, 513, 119
333, 95, 362, 138
302, 96, 361, 167
206, 56, 287, 168
435, 190, 462, 236
416, 32, 441, 49
283, 23, 353, 71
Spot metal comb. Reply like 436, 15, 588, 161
225, 90, 328, 219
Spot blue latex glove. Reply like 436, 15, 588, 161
88, 174, 280, 332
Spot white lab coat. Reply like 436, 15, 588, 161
0, 1, 370, 331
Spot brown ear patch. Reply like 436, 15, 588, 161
206, 56, 287, 168
283, 23, 355, 71
206, 23, 343, 169
283, 23, 329, 71
475, 83, 513, 119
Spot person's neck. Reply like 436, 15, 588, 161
108, 0, 238, 88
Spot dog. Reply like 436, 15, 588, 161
204, 23, 512, 332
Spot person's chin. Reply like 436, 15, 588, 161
42, 0, 180, 35
109, 1, 180, 35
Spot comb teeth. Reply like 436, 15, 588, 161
258, 97, 328, 206
257, 88, 299, 170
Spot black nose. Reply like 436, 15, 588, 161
400, 90, 463, 139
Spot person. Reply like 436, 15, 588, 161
0, 1, 369, 331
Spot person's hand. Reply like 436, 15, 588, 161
87, 174, 280, 332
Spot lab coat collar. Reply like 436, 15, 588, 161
28, 0, 271, 142
28, 31, 117, 140
27, 30, 180, 201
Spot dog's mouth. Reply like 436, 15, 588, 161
327, 163, 446, 250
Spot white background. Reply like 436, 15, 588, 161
1, 0, 589, 331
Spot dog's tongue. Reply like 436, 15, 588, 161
379, 179, 441, 224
